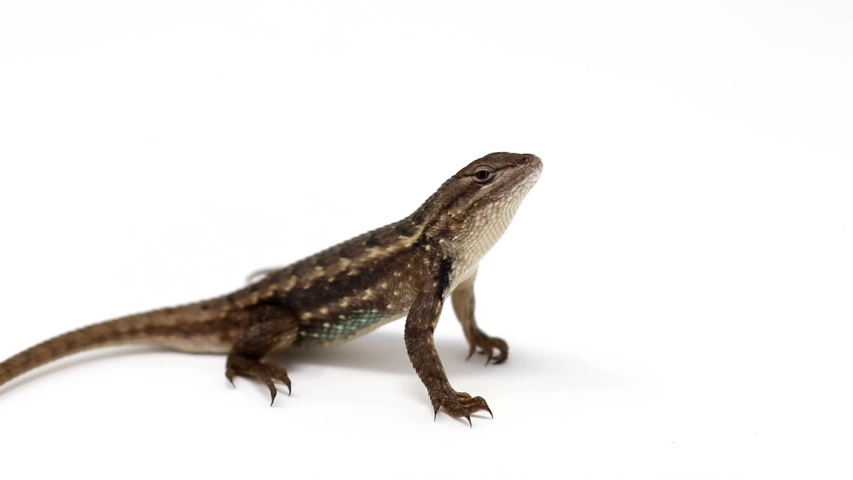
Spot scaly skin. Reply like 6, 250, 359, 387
0, 152, 542, 424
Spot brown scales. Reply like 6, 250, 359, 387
0, 152, 542, 425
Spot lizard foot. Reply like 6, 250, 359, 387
226, 355, 292, 406
466, 329, 508, 365
432, 389, 493, 427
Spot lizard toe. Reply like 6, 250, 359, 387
467, 331, 508, 365
225, 355, 292, 405
432, 389, 493, 425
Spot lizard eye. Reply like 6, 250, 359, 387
473, 169, 495, 184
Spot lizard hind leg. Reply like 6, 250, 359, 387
225, 305, 299, 406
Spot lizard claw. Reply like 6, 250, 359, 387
431, 389, 493, 426
245, 267, 279, 284
465, 329, 508, 365
267, 382, 277, 406
225, 355, 292, 405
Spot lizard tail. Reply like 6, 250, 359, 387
0, 304, 229, 389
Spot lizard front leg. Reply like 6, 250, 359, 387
225, 304, 299, 405
451, 273, 508, 364
405, 290, 492, 425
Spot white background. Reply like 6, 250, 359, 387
1, 1, 851, 479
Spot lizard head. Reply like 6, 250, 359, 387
416, 152, 542, 261
452, 152, 543, 205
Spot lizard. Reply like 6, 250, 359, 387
0, 152, 542, 424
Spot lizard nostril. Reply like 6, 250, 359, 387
519, 155, 531, 164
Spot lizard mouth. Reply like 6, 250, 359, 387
487, 158, 542, 199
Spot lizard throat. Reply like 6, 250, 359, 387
449, 165, 541, 289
